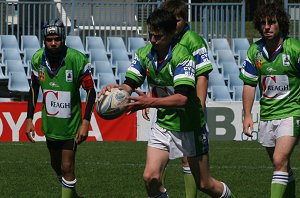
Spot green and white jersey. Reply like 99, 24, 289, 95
31, 47, 92, 140
239, 37, 300, 120
126, 43, 206, 132
176, 25, 213, 76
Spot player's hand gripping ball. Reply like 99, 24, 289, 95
96, 88, 130, 120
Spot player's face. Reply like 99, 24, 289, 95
175, 16, 186, 35
260, 16, 281, 40
148, 28, 173, 52
45, 35, 62, 54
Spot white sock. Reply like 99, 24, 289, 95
220, 182, 232, 198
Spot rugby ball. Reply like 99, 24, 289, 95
96, 88, 130, 120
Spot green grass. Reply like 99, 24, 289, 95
0, 141, 299, 197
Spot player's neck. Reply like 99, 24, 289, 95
265, 36, 283, 56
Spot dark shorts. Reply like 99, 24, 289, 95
46, 138, 77, 152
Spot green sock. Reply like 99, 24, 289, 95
183, 167, 197, 198
283, 179, 295, 198
271, 183, 287, 198
62, 186, 75, 198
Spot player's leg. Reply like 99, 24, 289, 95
268, 136, 297, 198
48, 147, 63, 183
144, 123, 171, 198
188, 154, 234, 198
60, 139, 78, 198
143, 146, 169, 198
182, 156, 197, 198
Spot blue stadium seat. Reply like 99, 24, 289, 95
115, 60, 131, 79
228, 73, 243, 91
238, 50, 247, 68
233, 86, 243, 101
97, 73, 116, 90
211, 85, 232, 101
231, 38, 250, 56
110, 49, 130, 68
5, 60, 26, 77
80, 87, 87, 102
208, 72, 226, 92
89, 49, 110, 64
66, 36, 87, 55
86, 36, 106, 52
21, 35, 40, 52
255, 86, 261, 101
0, 35, 20, 51
8, 71, 30, 93
210, 62, 220, 73
127, 37, 146, 54
118, 72, 126, 84
93, 60, 114, 78
220, 61, 240, 80
216, 49, 236, 66
23, 48, 39, 66
1, 48, 22, 64
106, 36, 127, 52
211, 38, 231, 56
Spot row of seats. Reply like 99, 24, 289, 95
0, 35, 256, 102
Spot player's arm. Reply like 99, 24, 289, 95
26, 74, 40, 143
76, 72, 96, 144
196, 72, 209, 110
242, 83, 256, 137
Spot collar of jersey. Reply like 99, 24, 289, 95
147, 46, 173, 72
257, 37, 285, 62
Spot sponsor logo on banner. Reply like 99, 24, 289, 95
261, 75, 289, 99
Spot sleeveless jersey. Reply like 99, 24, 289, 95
31, 47, 92, 140
239, 37, 300, 120
126, 43, 206, 132
176, 25, 213, 76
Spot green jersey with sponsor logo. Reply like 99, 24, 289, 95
126, 43, 206, 132
31, 47, 91, 140
176, 25, 213, 76
239, 37, 300, 120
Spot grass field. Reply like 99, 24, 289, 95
0, 141, 299, 198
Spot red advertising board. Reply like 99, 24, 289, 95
0, 102, 137, 142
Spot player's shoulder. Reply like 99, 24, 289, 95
283, 37, 300, 52
67, 47, 86, 57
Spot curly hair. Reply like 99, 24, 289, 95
160, 0, 187, 21
253, 3, 290, 37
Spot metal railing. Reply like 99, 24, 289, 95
0, 0, 246, 46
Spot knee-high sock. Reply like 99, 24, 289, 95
220, 182, 235, 198
283, 169, 295, 198
62, 177, 77, 198
271, 171, 288, 198
183, 166, 197, 198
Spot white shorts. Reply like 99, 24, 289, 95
148, 123, 209, 159
259, 117, 300, 147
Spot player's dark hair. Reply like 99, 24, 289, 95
160, 0, 187, 21
253, 3, 290, 37
146, 8, 177, 35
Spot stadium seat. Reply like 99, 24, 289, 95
86, 36, 106, 52
208, 72, 226, 92
255, 86, 261, 101
5, 60, 26, 77
118, 72, 126, 84
89, 49, 110, 64
115, 60, 131, 79
127, 37, 146, 54
233, 86, 243, 101
1, 48, 22, 64
0, 35, 20, 51
23, 48, 39, 66
106, 36, 127, 52
211, 85, 232, 101
228, 73, 243, 91
97, 73, 116, 90
231, 38, 250, 56
210, 62, 220, 73
66, 36, 87, 55
238, 50, 247, 68
0, 97, 12, 102
93, 60, 114, 78
208, 49, 216, 64
21, 35, 40, 52
110, 49, 130, 68
220, 61, 240, 80
80, 87, 87, 102
8, 71, 30, 93
216, 49, 236, 66
211, 38, 231, 56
